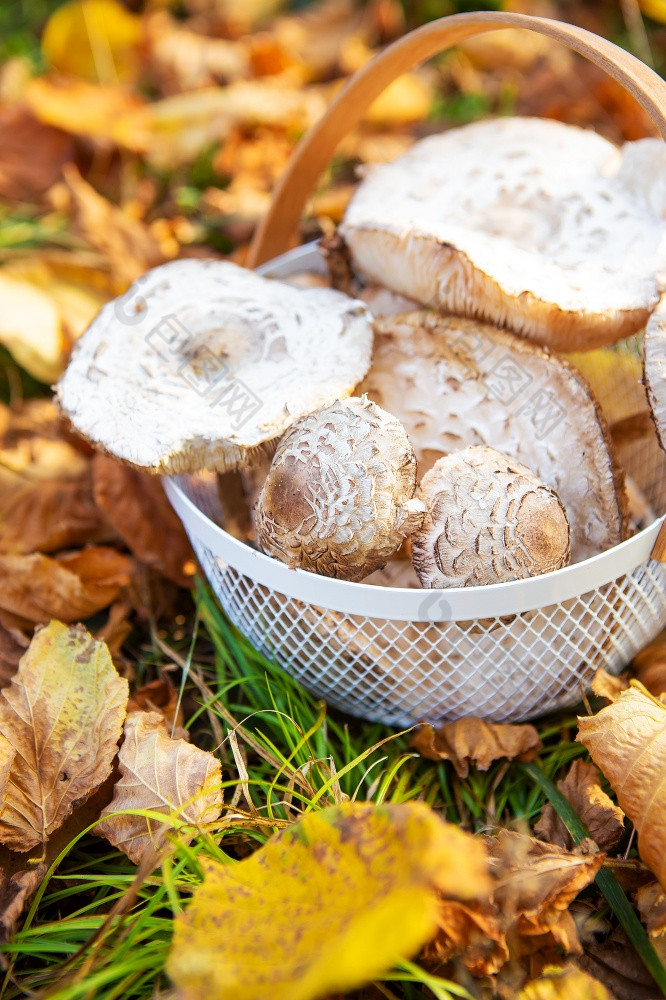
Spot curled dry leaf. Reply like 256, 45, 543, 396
96, 711, 222, 864
167, 802, 490, 1000
0, 548, 132, 623
590, 667, 630, 703
579, 926, 661, 1000
488, 830, 603, 958
517, 964, 613, 999
533, 758, 625, 853
632, 632, 666, 697
92, 455, 195, 587
424, 897, 508, 977
0, 473, 114, 554
0, 621, 128, 852
577, 685, 666, 888
411, 718, 542, 778
127, 679, 188, 741
0, 864, 47, 944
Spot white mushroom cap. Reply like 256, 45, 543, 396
340, 119, 666, 351
358, 311, 628, 563
56, 259, 373, 474
644, 293, 666, 455
412, 446, 570, 589
255, 396, 425, 581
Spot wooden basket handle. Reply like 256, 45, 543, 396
247, 10, 666, 268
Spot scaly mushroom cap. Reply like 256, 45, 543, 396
56, 259, 373, 474
644, 293, 666, 455
255, 396, 425, 581
340, 118, 666, 351
358, 311, 628, 563
412, 446, 570, 588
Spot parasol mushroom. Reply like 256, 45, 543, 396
56, 259, 373, 475
338, 118, 666, 351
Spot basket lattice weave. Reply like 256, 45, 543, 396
165, 13, 666, 726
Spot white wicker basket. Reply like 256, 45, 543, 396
165, 13, 666, 726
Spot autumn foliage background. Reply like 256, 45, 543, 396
0, 0, 666, 999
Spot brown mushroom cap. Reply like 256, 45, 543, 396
340, 118, 666, 351
255, 396, 425, 581
412, 446, 570, 588
56, 259, 373, 475
358, 311, 628, 563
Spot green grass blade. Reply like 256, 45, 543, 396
521, 761, 666, 997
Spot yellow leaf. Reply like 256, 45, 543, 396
640, 0, 666, 24
167, 801, 490, 1000
25, 76, 144, 143
517, 964, 613, 999
577, 685, 666, 888
0, 621, 128, 852
96, 711, 222, 864
0, 273, 66, 383
41, 0, 142, 84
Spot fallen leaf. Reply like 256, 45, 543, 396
0, 547, 132, 623
127, 679, 187, 741
591, 667, 629, 703
424, 897, 508, 977
577, 685, 666, 888
411, 718, 542, 778
534, 759, 625, 853
167, 802, 490, 1000
91, 455, 194, 587
0, 474, 113, 554
636, 881, 666, 964
62, 164, 166, 287
0, 271, 68, 383
579, 926, 661, 1000
633, 633, 666, 698
518, 964, 613, 999
96, 711, 221, 864
0, 618, 29, 688
145, 11, 250, 94
41, 0, 142, 84
489, 830, 603, 957
0, 864, 47, 943
25, 76, 144, 144
0, 621, 128, 852
0, 105, 74, 202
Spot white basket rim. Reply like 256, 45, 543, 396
164, 242, 666, 623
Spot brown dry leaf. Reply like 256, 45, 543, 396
579, 926, 661, 1000
633, 633, 666, 698
0, 863, 47, 943
533, 759, 625, 853
577, 685, 666, 888
411, 718, 542, 778
145, 11, 250, 94
91, 455, 195, 587
0, 474, 113, 554
0, 621, 128, 853
0, 618, 29, 689
96, 711, 222, 864
62, 164, 167, 287
0, 104, 74, 202
0, 547, 132, 623
167, 801, 490, 1000
127, 679, 187, 741
424, 897, 508, 977
517, 964, 613, 999
489, 830, 603, 957
24, 76, 145, 144
591, 667, 629, 703
636, 882, 666, 964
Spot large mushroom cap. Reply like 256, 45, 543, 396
358, 311, 628, 563
412, 446, 571, 589
56, 259, 373, 474
340, 118, 666, 351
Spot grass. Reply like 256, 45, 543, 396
0, 579, 593, 1000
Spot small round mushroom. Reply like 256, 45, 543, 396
340, 118, 666, 351
255, 396, 425, 581
412, 446, 571, 589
